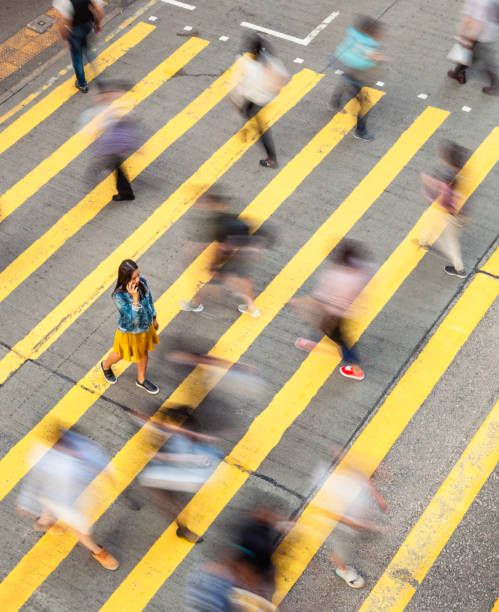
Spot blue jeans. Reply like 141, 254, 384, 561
69, 23, 95, 87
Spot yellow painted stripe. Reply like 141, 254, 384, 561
0, 92, 39, 126
92, 108, 447, 611
99, 126, 499, 612
0, 22, 155, 156
359, 400, 499, 612
0, 36, 208, 224
492, 597, 499, 612
0, 54, 238, 307
0, 85, 387, 611
0, 85, 379, 505
0, 68, 326, 501
272, 266, 499, 605
0, 69, 320, 386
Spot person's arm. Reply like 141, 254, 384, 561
113, 290, 142, 331
90, 0, 104, 33
54, 7, 71, 41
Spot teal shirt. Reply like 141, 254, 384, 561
334, 26, 380, 71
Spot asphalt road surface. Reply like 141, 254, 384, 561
0, 0, 497, 610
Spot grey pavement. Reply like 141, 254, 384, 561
0, 0, 498, 610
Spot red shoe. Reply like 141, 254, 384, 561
295, 338, 317, 352
340, 365, 365, 380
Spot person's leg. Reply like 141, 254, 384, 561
113, 157, 134, 199
224, 274, 259, 316
136, 352, 148, 384
244, 101, 276, 165
351, 80, 371, 138
80, 23, 97, 81
475, 42, 499, 93
68, 28, 86, 88
330, 76, 347, 109
78, 531, 119, 569
439, 218, 464, 272
331, 318, 362, 371
102, 351, 121, 370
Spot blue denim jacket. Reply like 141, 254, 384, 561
113, 276, 156, 334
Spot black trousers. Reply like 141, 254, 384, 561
241, 100, 277, 162
454, 41, 498, 88
108, 156, 134, 196
331, 74, 369, 135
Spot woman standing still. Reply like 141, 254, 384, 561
101, 259, 160, 393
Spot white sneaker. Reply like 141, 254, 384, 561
238, 304, 260, 318
180, 300, 204, 313
334, 566, 365, 589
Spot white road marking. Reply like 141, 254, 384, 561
294, 57, 304, 64
219, 35, 229, 41
148, 15, 158, 21
184, 25, 192, 30
462, 105, 471, 112
241, 10, 340, 46
376, 81, 384, 86
334, 69, 344, 75
160, 0, 195, 10
418, 93, 428, 99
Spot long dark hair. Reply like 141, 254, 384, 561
113, 259, 145, 299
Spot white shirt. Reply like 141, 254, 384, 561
53, 0, 103, 21
233, 53, 289, 106
462, 0, 499, 42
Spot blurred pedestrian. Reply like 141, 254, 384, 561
80, 82, 138, 201
101, 259, 160, 393
328, 15, 390, 140
180, 193, 264, 318
233, 504, 294, 601
447, 0, 499, 95
290, 240, 376, 381
419, 140, 468, 278
17, 426, 119, 570
135, 412, 222, 543
310, 454, 388, 589
53, 0, 103, 93
185, 551, 277, 611
230, 33, 289, 168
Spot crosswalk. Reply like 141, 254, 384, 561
0, 18, 497, 612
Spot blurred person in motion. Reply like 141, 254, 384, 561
80, 81, 138, 201
53, 0, 103, 93
310, 450, 388, 589
133, 410, 222, 543
180, 192, 268, 318
229, 33, 289, 168
17, 425, 118, 570
419, 140, 469, 278
232, 504, 294, 601
101, 259, 160, 393
185, 549, 277, 611
166, 348, 265, 404
447, 0, 499, 95
327, 15, 390, 140
289, 240, 376, 381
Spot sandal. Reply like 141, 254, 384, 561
295, 338, 317, 352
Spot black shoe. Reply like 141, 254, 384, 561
259, 158, 277, 168
101, 361, 117, 384
354, 130, 374, 141
176, 524, 204, 543
444, 265, 466, 278
112, 193, 135, 201
447, 70, 466, 84
136, 379, 159, 394
75, 80, 88, 93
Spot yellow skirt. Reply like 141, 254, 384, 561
113, 325, 159, 363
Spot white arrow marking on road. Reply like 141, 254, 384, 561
241, 10, 340, 46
